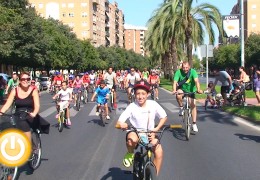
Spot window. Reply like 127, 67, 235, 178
69, 13, 74, 17
252, 14, 256, 19
82, 22, 87, 27
39, 3, 43, 8
252, 4, 256, 9
68, 3, 74, 8
62, 13, 66, 17
82, 12, 87, 17
81, 3, 87, 7
62, 3, 66, 8
252, 23, 256, 28
31, 3, 35, 8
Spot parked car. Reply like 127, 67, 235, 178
0, 73, 11, 82
38, 76, 49, 91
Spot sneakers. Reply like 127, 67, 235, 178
192, 123, 198, 132
123, 152, 134, 167
179, 107, 184, 116
96, 112, 99, 116
113, 103, 117, 109
156, 97, 159, 100
55, 114, 59, 118
106, 115, 110, 120
66, 119, 71, 126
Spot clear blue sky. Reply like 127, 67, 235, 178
115, 0, 238, 44
115, 0, 238, 27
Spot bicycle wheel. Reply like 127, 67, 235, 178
133, 152, 144, 180
183, 109, 191, 141
99, 108, 106, 127
0, 165, 18, 180
151, 90, 154, 100
28, 131, 42, 170
76, 94, 81, 111
110, 93, 114, 110
205, 100, 208, 110
144, 163, 157, 180
58, 112, 64, 132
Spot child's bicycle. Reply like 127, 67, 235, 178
98, 104, 107, 127
55, 99, 69, 132
115, 124, 182, 180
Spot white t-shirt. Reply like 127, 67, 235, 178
118, 100, 167, 130
89, 74, 96, 84
104, 72, 116, 86
127, 73, 140, 85
58, 89, 71, 101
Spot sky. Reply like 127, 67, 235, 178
115, 0, 238, 45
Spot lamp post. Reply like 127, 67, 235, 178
240, 0, 245, 67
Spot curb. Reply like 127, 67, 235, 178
159, 87, 260, 131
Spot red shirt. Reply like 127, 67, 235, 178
82, 75, 90, 83
54, 76, 63, 86
149, 75, 159, 84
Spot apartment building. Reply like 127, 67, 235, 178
124, 25, 147, 56
231, 0, 260, 39
28, 0, 124, 47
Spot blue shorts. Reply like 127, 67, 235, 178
97, 98, 107, 105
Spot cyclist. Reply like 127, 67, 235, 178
91, 80, 110, 120
148, 70, 160, 99
141, 67, 149, 80
82, 72, 90, 93
125, 67, 141, 103
104, 67, 117, 109
5, 72, 19, 95
89, 70, 96, 90
52, 81, 72, 126
116, 80, 167, 175
52, 72, 64, 93
96, 71, 104, 87
172, 61, 202, 132
0, 72, 40, 141
72, 75, 83, 107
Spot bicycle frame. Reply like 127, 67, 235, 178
99, 104, 106, 126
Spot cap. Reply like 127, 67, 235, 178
134, 80, 150, 92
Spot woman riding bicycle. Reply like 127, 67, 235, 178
116, 79, 167, 175
0, 71, 40, 141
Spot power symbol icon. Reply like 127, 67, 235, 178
0, 129, 31, 167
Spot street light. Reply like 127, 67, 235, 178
240, 0, 245, 67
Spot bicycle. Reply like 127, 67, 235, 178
130, 88, 135, 103
108, 89, 114, 110
98, 104, 107, 127
82, 84, 89, 104
115, 124, 182, 180
176, 92, 195, 141
75, 90, 82, 111
55, 99, 69, 132
0, 114, 18, 180
150, 85, 156, 101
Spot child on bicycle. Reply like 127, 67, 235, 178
116, 80, 167, 175
205, 81, 217, 108
52, 81, 72, 126
91, 80, 110, 120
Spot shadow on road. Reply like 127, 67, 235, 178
88, 118, 108, 127
198, 107, 239, 126
100, 167, 132, 180
234, 133, 260, 143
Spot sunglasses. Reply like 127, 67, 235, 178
20, 78, 31, 81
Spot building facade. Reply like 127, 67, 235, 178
231, 0, 260, 39
28, 0, 124, 47
124, 25, 147, 56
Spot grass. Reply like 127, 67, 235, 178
160, 78, 259, 122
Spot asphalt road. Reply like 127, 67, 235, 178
14, 88, 260, 180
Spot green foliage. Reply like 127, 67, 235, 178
245, 33, 260, 67
212, 44, 240, 69
0, 4, 149, 71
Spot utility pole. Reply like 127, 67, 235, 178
240, 0, 245, 67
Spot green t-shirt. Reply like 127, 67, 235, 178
173, 68, 198, 92
142, 71, 149, 79
8, 79, 19, 88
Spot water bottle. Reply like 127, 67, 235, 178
139, 133, 148, 144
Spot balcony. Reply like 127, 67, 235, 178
93, 17, 97, 23
116, 29, 119, 34
106, 23, 110, 27
93, 0, 99, 5
115, 8, 119, 13
106, 31, 110, 37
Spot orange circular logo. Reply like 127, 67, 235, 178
0, 128, 31, 167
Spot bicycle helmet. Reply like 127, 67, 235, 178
134, 80, 150, 92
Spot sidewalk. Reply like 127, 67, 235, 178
197, 98, 259, 106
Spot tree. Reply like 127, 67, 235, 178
245, 33, 260, 67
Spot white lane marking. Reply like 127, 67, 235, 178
70, 104, 84, 117
89, 105, 97, 116
160, 102, 179, 113
40, 106, 57, 118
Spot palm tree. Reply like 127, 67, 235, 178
145, 0, 224, 68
